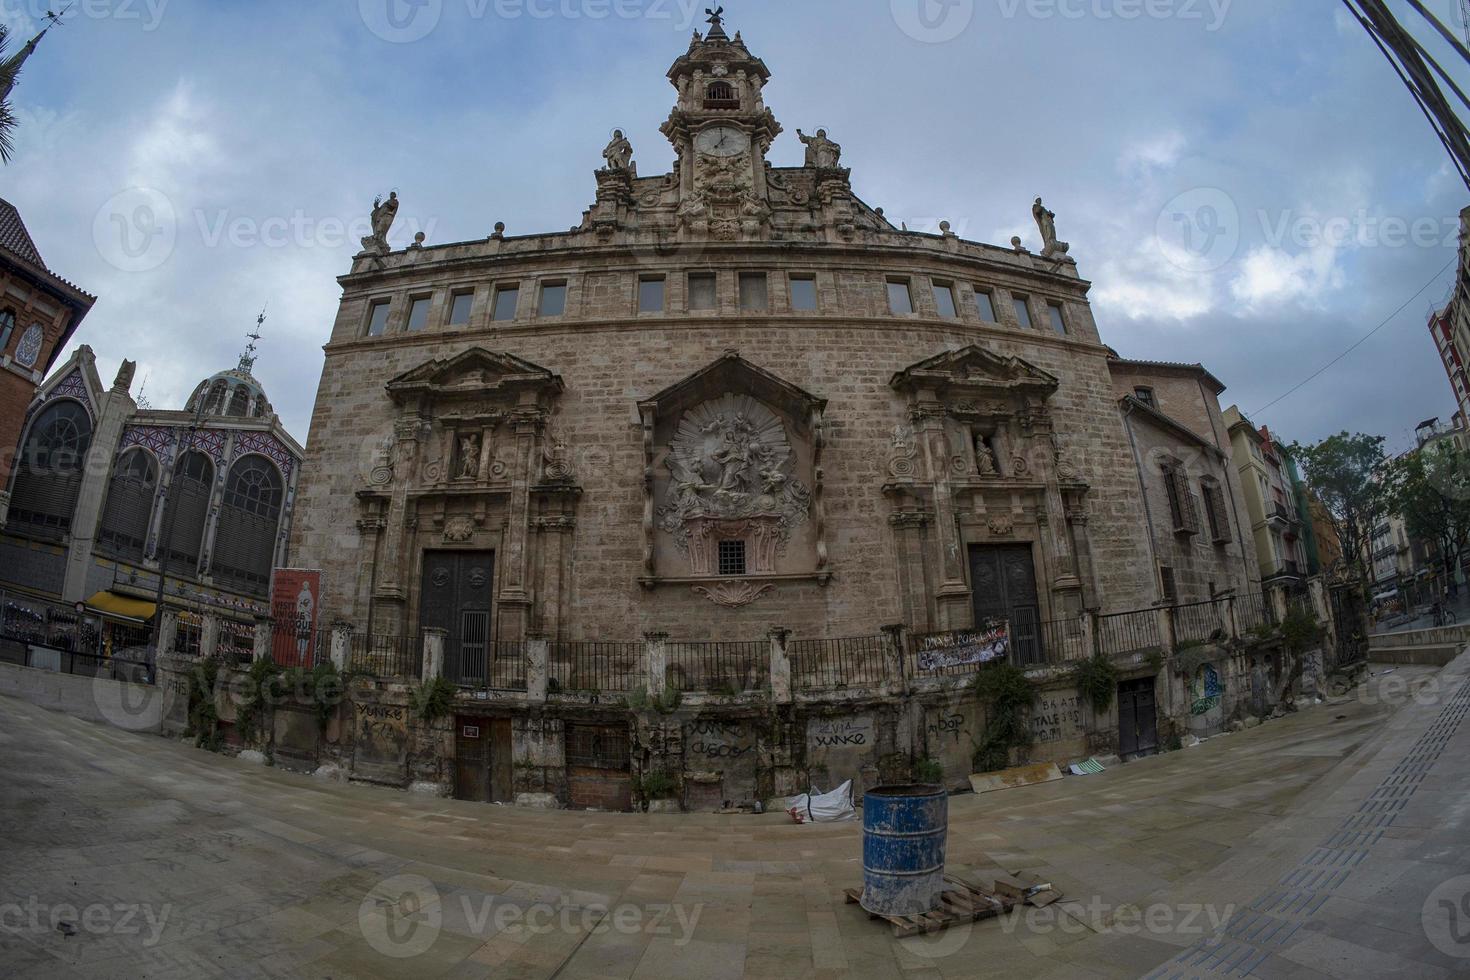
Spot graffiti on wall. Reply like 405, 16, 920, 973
808, 715, 873, 748
1030, 692, 1084, 742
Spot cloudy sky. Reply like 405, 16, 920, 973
3, 0, 1468, 455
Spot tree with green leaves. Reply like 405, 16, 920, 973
0, 25, 17, 162
1289, 432, 1387, 593
1384, 439, 1470, 597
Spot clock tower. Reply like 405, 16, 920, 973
660, 9, 782, 239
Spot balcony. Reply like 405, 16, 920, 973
1266, 502, 1296, 528
1263, 559, 1302, 581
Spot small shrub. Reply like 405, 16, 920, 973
410, 676, 457, 722
236, 657, 283, 745
972, 663, 1035, 773
637, 770, 679, 800
1071, 652, 1120, 714
1281, 608, 1321, 653
187, 658, 222, 752
914, 758, 944, 784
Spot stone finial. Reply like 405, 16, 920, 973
1011, 235, 1027, 253
409, 231, 426, 250
112, 359, 136, 392
491, 221, 506, 240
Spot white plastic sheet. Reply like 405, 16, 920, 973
784, 780, 857, 823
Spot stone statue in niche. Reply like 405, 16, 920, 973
976, 434, 998, 476
458, 434, 481, 479
658, 394, 811, 549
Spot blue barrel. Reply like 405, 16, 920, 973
861, 784, 948, 916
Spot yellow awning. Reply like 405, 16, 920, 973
84, 591, 157, 623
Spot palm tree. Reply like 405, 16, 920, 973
0, 25, 17, 163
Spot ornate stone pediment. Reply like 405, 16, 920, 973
640, 350, 826, 430
889, 345, 1059, 403
385, 348, 565, 409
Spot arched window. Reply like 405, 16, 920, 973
162, 451, 214, 573
212, 456, 284, 594
98, 449, 159, 561
226, 385, 249, 417
204, 380, 227, 414
7, 400, 92, 541
0, 308, 14, 352
705, 81, 736, 106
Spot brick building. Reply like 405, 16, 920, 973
0, 197, 95, 526
290, 19, 1256, 673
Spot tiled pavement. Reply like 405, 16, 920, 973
1, 659, 1468, 979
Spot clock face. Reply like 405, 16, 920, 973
696, 126, 748, 158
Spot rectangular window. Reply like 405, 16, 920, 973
639, 277, 665, 313
718, 539, 747, 577
739, 272, 768, 311
492, 286, 519, 322
1012, 295, 1034, 329
974, 289, 997, 322
932, 282, 957, 318
448, 291, 474, 326
887, 279, 914, 315
539, 282, 567, 317
1160, 566, 1177, 603
688, 273, 717, 311
0, 310, 13, 351
1047, 301, 1067, 335
789, 274, 817, 311
1134, 387, 1156, 409
365, 300, 391, 337
406, 296, 431, 332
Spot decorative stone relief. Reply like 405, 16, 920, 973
541, 422, 575, 483
14, 324, 43, 369
887, 423, 918, 479
692, 581, 775, 608
444, 516, 475, 543
658, 394, 811, 553
988, 516, 1015, 537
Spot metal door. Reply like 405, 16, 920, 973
968, 544, 1043, 665
420, 551, 494, 684
1118, 678, 1159, 759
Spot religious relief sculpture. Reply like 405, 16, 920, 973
360, 191, 399, 255
601, 130, 634, 172
797, 128, 841, 169
1032, 196, 1070, 258
975, 434, 998, 476
458, 433, 481, 479
658, 394, 811, 549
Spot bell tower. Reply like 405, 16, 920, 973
660, 9, 782, 239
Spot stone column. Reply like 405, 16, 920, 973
375, 416, 425, 628
1077, 610, 1096, 661
330, 621, 352, 671
252, 615, 271, 663
157, 607, 178, 657
1225, 596, 1241, 640
422, 628, 447, 683
200, 613, 220, 662
1270, 587, 1289, 624
644, 631, 668, 699
62, 358, 138, 601
880, 623, 907, 695
768, 627, 792, 704
526, 634, 548, 702
496, 408, 540, 639
914, 406, 970, 628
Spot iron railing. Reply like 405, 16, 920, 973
0, 637, 155, 684
665, 640, 769, 693
268, 619, 332, 669
1174, 600, 1225, 646
1097, 609, 1161, 656
450, 640, 527, 692
173, 615, 203, 658
349, 632, 421, 679
1236, 592, 1275, 633
1036, 617, 1089, 665
549, 641, 640, 694
789, 635, 887, 691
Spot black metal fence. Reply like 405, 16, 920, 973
666, 640, 769, 693
0, 636, 155, 684
1236, 592, 1275, 633
449, 640, 527, 692
789, 635, 887, 691
1037, 617, 1089, 665
268, 619, 332, 669
349, 632, 421, 679
549, 641, 640, 694
217, 619, 256, 667
1174, 600, 1225, 646
173, 614, 203, 658
1097, 609, 1161, 656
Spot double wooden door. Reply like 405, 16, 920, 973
454, 716, 513, 803
968, 544, 1043, 665
420, 550, 494, 684
1118, 678, 1159, 759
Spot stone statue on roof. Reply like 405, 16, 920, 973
797, 129, 841, 169
602, 130, 634, 171
1033, 197, 1070, 258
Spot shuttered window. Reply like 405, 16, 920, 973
7, 400, 92, 542
98, 449, 159, 561
211, 456, 283, 595
164, 451, 214, 572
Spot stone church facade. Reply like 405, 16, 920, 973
291, 20, 1250, 664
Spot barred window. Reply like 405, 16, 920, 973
212, 456, 284, 594
7, 400, 92, 541
1202, 481, 1231, 544
1163, 465, 1201, 535
98, 449, 159, 561
164, 451, 214, 572
718, 539, 747, 576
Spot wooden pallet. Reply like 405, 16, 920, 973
844, 878, 1020, 938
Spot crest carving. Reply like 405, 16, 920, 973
444, 515, 475, 542
658, 394, 810, 550
692, 581, 775, 608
